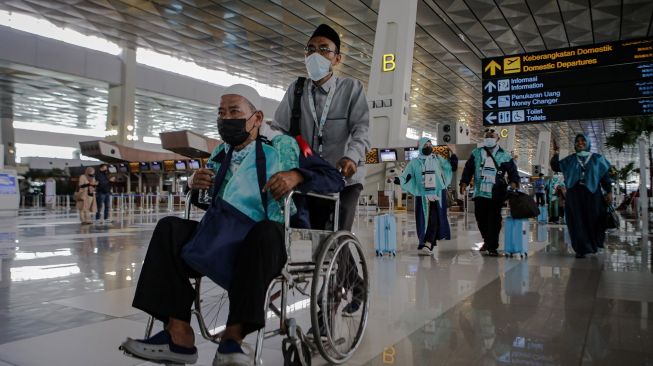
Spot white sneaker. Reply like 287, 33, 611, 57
212, 350, 251, 366
418, 246, 433, 256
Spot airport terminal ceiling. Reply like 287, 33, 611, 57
0, 0, 651, 166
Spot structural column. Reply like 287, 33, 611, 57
107, 47, 136, 146
535, 131, 551, 175
0, 85, 15, 167
367, 0, 418, 148
365, 0, 418, 200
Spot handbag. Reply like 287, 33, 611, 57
73, 190, 83, 202
508, 191, 540, 219
604, 204, 620, 230
181, 139, 268, 290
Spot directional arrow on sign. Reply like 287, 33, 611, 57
485, 112, 497, 124
484, 60, 501, 76
484, 81, 496, 93
485, 97, 497, 109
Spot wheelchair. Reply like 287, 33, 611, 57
140, 191, 370, 365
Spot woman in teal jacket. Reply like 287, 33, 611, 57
394, 137, 457, 256
551, 134, 613, 258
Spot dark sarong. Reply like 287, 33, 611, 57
565, 184, 606, 255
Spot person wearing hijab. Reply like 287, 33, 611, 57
459, 129, 520, 257
76, 167, 97, 225
394, 138, 457, 256
550, 134, 613, 258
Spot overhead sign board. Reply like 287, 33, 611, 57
482, 37, 653, 126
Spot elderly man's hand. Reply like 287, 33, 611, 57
263, 171, 305, 200
338, 158, 357, 178
189, 168, 214, 190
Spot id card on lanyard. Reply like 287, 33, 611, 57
308, 83, 336, 155
423, 171, 436, 189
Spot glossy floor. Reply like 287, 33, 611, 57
0, 207, 651, 366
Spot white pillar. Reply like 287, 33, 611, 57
367, 0, 418, 148
639, 135, 649, 233
365, 0, 418, 201
535, 131, 551, 175
107, 47, 136, 146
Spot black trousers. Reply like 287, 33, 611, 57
536, 193, 545, 206
307, 183, 363, 231
423, 200, 440, 247
132, 217, 286, 337
473, 197, 504, 251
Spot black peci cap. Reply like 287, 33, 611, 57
310, 24, 340, 53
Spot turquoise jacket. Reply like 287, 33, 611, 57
460, 146, 517, 199
398, 137, 453, 220
550, 134, 611, 194
547, 174, 565, 202
208, 141, 284, 223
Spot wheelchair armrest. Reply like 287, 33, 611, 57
283, 190, 340, 231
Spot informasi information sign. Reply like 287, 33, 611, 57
482, 37, 653, 126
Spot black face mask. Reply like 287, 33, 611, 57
88, 174, 95, 178
421, 147, 432, 156
217, 112, 256, 146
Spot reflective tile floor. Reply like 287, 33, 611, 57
0, 207, 651, 365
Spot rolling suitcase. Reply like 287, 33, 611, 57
537, 205, 548, 223
504, 217, 529, 258
375, 214, 397, 256
504, 262, 529, 297
537, 224, 548, 242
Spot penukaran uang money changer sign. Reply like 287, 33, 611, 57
482, 37, 653, 126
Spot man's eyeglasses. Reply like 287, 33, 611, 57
484, 128, 495, 133
304, 46, 337, 56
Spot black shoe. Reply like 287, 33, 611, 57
487, 249, 499, 257
575, 253, 585, 258
479, 244, 488, 252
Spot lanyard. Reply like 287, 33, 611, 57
308, 82, 336, 154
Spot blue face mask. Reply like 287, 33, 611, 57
576, 151, 590, 157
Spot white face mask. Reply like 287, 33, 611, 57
305, 53, 332, 81
483, 138, 497, 148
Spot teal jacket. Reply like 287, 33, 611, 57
550, 134, 612, 194
208, 141, 284, 223
398, 137, 455, 221
460, 146, 519, 199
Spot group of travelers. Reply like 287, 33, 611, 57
112, 22, 617, 366
75, 164, 113, 224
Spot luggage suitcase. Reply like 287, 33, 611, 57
537, 205, 548, 223
537, 224, 548, 242
504, 262, 529, 297
374, 214, 397, 256
504, 217, 529, 258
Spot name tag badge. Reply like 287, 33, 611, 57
424, 173, 436, 189
482, 167, 496, 184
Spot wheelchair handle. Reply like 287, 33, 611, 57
283, 191, 340, 232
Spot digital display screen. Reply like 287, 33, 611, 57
379, 149, 397, 162
188, 159, 200, 170
139, 162, 150, 172
404, 148, 419, 161
163, 160, 175, 172
118, 163, 128, 173
175, 161, 187, 171
521, 176, 531, 184
150, 161, 162, 171
129, 162, 140, 173
107, 165, 117, 174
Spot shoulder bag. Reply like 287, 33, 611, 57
181, 139, 268, 290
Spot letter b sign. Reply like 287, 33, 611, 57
383, 54, 396, 72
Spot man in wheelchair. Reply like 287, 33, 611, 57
120, 84, 346, 366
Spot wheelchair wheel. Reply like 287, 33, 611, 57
310, 231, 369, 364
192, 278, 229, 343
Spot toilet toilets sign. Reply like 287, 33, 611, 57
383, 53, 396, 72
